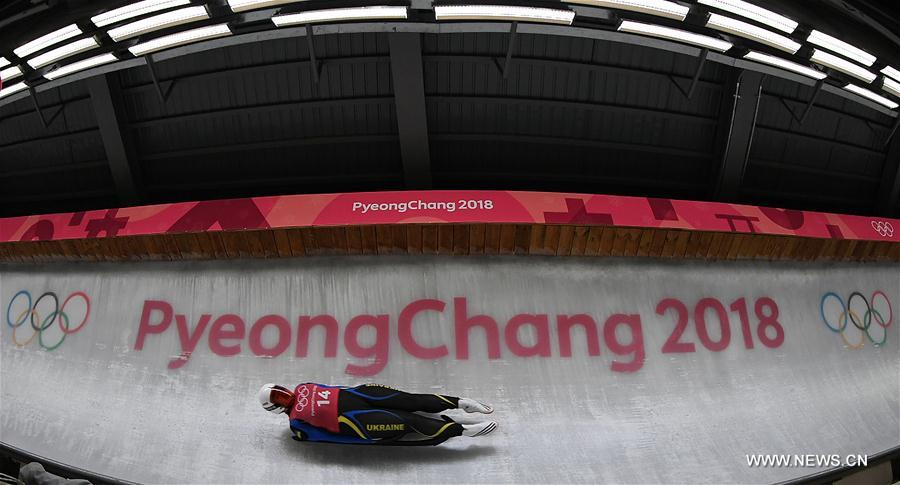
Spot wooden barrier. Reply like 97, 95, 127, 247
1, 224, 897, 263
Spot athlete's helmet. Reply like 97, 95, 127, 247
258, 383, 293, 414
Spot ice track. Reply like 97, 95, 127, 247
1, 257, 897, 484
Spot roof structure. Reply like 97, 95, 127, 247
1, 0, 899, 218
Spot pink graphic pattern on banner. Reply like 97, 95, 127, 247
1, 191, 898, 243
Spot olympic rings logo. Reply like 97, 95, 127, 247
871, 221, 894, 238
820, 291, 892, 349
5, 290, 91, 351
294, 386, 310, 411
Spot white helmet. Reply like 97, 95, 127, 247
258, 383, 293, 414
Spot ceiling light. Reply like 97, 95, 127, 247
107, 6, 209, 41
618, 20, 732, 52
706, 13, 800, 54
883, 77, 900, 99
26, 37, 99, 69
844, 84, 898, 109
743, 51, 826, 80
44, 53, 119, 80
0, 57, 10, 69
227, 0, 301, 13
92, 0, 191, 27
128, 23, 232, 56
0, 82, 28, 98
807, 30, 876, 67
1, 66, 23, 81
697, 0, 796, 34
563, 0, 688, 21
881, 65, 900, 83
434, 5, 575, 24
14, 24, 83, 58
811, 49, 876, 83
273, 6, 408, 26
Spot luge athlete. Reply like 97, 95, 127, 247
258, 383, 497, 445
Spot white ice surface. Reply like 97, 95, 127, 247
1, 256, 898, 484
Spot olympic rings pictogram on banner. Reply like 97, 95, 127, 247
5, 290, 91, 351
871, 221, 894, 238
820, 291, 892, 349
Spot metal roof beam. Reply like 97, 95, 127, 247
671, 48, 709, 100
142, 135, 397, 161
432, 134, 711, 159
877, 118, 900, 217
87, 73, 143, 206
389, 32, 432, 189
6, 22, 898, 117
130, 97, 394, 129
433, 96, 718, 124
714, 69, 764, 202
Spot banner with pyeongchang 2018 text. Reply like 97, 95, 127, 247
0, 257, 898, 484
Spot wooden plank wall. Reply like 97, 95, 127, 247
0, 224, 898, 263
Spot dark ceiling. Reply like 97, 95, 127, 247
1, 0, 899, 218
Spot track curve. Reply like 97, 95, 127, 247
1, 257, 897, 484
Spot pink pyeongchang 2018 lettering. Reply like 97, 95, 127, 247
134, 296, 783, 376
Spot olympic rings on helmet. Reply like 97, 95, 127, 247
5, 290, 91, 351
820, 290, 892, 349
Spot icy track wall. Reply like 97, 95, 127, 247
1, 257, 897, 484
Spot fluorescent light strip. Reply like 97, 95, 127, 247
273, 6, 408, 26
44, 53, 119, 80
844, 83, 898, 109
14, 24, 83, 58
434, 5, 575, 24
881, 65, 900, 83
129, 23, 232, 56
562, 0, 688, 21
1, 66, 23, 81
227, 0, 302, 13
26, 37, 99, 69
883, 77, 900, 99
743, 51, 826, 80
807, 30, 876, 67
698, 0, 796, 34
706, 13, 800, 54
811, 49, 876, 83
107, 6, 209, 41
0, 82, 28, 98
0, 57, 9, 69
92, 0, 191, 27
618, 20, 732, 52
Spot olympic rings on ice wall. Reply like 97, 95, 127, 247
5, 290, 91, 350
820, 291, 892, 349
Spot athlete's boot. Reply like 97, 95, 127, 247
461, 421, 498, 437
458, 398, 493, 414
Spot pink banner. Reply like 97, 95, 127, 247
1, 190, 898, 243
